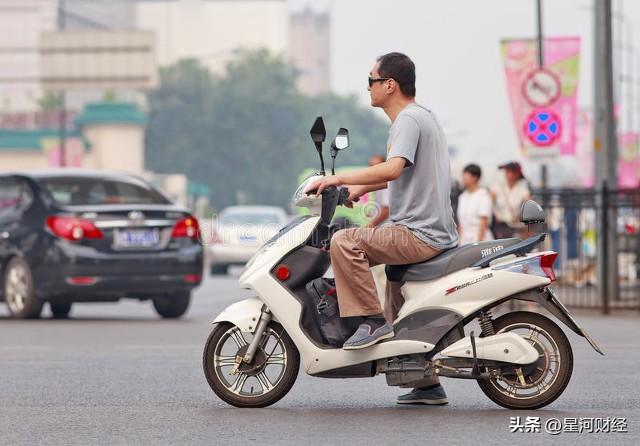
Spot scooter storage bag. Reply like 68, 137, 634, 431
305, 278, 362, 346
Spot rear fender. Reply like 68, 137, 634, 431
212, 297, 276, 333
514, 287, 604, 355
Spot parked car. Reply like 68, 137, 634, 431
208, 205, 287, 274
0, 169, 203, 319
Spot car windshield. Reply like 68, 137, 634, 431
220, 212, 282, 226
37, 177, 170, 206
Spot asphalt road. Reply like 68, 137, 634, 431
1, 272, 638, 445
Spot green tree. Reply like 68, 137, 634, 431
145, 50, 388, 211
146, 59, 217, 176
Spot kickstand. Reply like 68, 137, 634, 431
470, 331, 480, 378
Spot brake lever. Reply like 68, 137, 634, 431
336, 187, 361, 206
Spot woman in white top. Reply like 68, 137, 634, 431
490, 161, 531, 239
457, 164, 494, 245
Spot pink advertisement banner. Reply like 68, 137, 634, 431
500, 37, 581, 157
618, 132, 640, 188
575, 111, 639, 188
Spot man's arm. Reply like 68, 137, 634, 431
338, 158, 405, 185
367, 206, 389, 228
305, 158, 406, 196
358, 182, 388, 193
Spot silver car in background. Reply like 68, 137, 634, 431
208, 205, 288, 274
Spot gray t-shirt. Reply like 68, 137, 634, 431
386, 103, 458, 249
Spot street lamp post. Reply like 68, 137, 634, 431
535, 0, 548, 190
594, 0, 618, 312
58, 0, 66, 168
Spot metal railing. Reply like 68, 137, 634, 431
532, 186, 640, 312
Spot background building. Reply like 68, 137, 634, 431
136, 0, 288, 73
0, 0, 136, 113
0, 101, 145, 173
288, 8, 331, 96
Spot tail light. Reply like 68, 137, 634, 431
183, 274, 202, 283
172, 216, 200, 240
66, 276, 97, 286
539, 252, 558, 282
494, 252, 558, 282
46, 216, 103, 241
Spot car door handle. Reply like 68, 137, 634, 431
1, 231, 9, 239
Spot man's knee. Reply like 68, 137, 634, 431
330, 228, 353, 256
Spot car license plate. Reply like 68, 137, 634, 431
239, 235, 257, 244
113, 228, 160, 248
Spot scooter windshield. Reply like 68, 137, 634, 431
292, 174, 324, 205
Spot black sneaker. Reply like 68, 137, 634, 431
342, 320, 394, 350
396, 385, 449, 405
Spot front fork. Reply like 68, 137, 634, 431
230, 306, 272, 375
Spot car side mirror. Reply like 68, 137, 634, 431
520, 200, 545, 224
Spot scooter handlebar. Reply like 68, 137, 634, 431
337, 187, 350, 205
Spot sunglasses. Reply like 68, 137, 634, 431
368, 77, 393, 87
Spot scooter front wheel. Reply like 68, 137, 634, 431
476, 311, 573, 410
203, 321, 300, 408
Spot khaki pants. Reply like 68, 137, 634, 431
330, 225, 443, 388
329, 225, 441, 321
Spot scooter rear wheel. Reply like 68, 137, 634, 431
203, 321, 300, 408
476, 311, 573, 410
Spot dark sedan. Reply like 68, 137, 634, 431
0, 170, 203, 319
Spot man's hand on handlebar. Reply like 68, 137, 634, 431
345, 185, 368, 208
304, 177, 370, 208
304, 175, 343, 197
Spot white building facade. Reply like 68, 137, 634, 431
136, 0, 288, 73
0, 0, 136, 113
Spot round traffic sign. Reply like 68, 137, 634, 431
522, 67, 561, 107
524, 109, 561, 147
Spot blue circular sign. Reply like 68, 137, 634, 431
524, 109, 561, 147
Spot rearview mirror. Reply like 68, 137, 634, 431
330, 128, 349, 175
310, 116, 326, 175
332, 128, 349, 151
520, 200, 545, 224
310, 117, 326, 144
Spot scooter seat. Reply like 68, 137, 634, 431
385, 238, 521, 282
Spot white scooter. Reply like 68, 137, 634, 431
203, 117, 603, 409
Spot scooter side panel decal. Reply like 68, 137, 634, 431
398, 267, 549, 321
445, 273, 494, 295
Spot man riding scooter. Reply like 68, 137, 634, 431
307, 52, 458, 405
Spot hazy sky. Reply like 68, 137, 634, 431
288, 0, 640, 184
